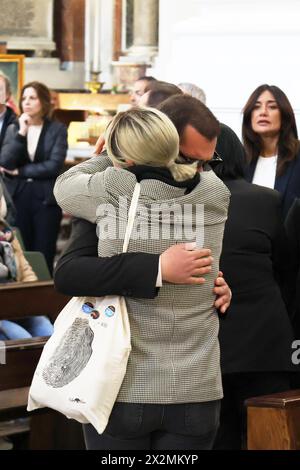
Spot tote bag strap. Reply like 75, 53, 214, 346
122, 183, 141, 253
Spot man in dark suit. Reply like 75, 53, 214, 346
0, 73, 18, 225
0, 73, 18, 150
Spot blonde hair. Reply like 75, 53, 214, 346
105, 107, 197, 181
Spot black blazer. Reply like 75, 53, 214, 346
54, 218, 160, 299
246, 150, 300, 217
0, 108, 18, 224
285, 198, 300, 339
0, 106, 18, 151
0, 119, 67, 205
219, 178, 294, 373
216, 123, 245, 163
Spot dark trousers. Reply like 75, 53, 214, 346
14, 182, 62, 273
83, 400, 221, 450
213, 371, 290, 450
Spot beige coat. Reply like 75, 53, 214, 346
12, 237, 38, 282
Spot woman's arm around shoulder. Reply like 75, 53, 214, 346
54, 154, 114, 222
54, 217, 160, 298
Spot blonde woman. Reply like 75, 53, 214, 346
54, 107, 229, 450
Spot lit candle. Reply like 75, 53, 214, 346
93, 0, 100, 72
85, 0, 91, 82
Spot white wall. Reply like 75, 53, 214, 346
153, 0, 300, 138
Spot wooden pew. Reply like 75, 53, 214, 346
246, 389, 300, 450
0, 281, 85, 449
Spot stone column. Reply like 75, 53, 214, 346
54, 0, 85, 64
128, 0, 159, 62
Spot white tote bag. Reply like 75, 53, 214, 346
27, 183, 141, 434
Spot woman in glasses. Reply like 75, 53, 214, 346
242, 84, 300, 217
212, 130, 294, 449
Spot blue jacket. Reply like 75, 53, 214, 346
246, 151, 300, 218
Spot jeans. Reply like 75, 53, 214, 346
83, 400, 221, 450
0, 316, 54, 340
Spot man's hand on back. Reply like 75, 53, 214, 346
214, 271, 232, 314
161, 243, 212, 285
161, 245, 232, 313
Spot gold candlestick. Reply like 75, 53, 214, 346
85, 71, 105, 94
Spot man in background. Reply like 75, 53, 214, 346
129, 76, 157, 105
0, 73, 17, 225
0, 72, 17, 152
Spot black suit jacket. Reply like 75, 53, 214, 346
216, 123, 245, 164
54, 218, 160, 299
0, 107, 18, 224
0, 119, 67, 205
219, 178, 294, 373
0, 106, 18, 150
246, 150, 300, 217
285, 198, 300, 339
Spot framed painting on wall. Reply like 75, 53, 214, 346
0, 54, 24, 112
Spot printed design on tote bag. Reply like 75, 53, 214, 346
105, 305, 116, 318
42, 318, 94, 388
69, 397, 86, 404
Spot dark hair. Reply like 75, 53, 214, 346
145, 81, 183, 108
158, 94, 220, 140
242, 84, 299, 175
144, 80, 180, 92
137, 75, 156, 83
19, 81, 52, 119
214, 124, 247, 180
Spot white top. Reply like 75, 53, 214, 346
252, 155, 278, 189
27, 125, 43, 161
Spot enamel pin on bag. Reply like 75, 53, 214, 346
27, 183, 141, 434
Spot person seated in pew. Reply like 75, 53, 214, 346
0, 218, 53, 340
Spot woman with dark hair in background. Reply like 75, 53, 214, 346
0, 81, 68, 273
242, 84, 300, 217
212, 132, 294, 449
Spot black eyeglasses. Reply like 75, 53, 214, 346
177, 150, 223, 170
208, 150, 223, 169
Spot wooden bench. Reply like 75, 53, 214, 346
0, 281, 85, 449
246, 389, 300, 450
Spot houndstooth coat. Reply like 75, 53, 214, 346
54, 155, 230, 403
